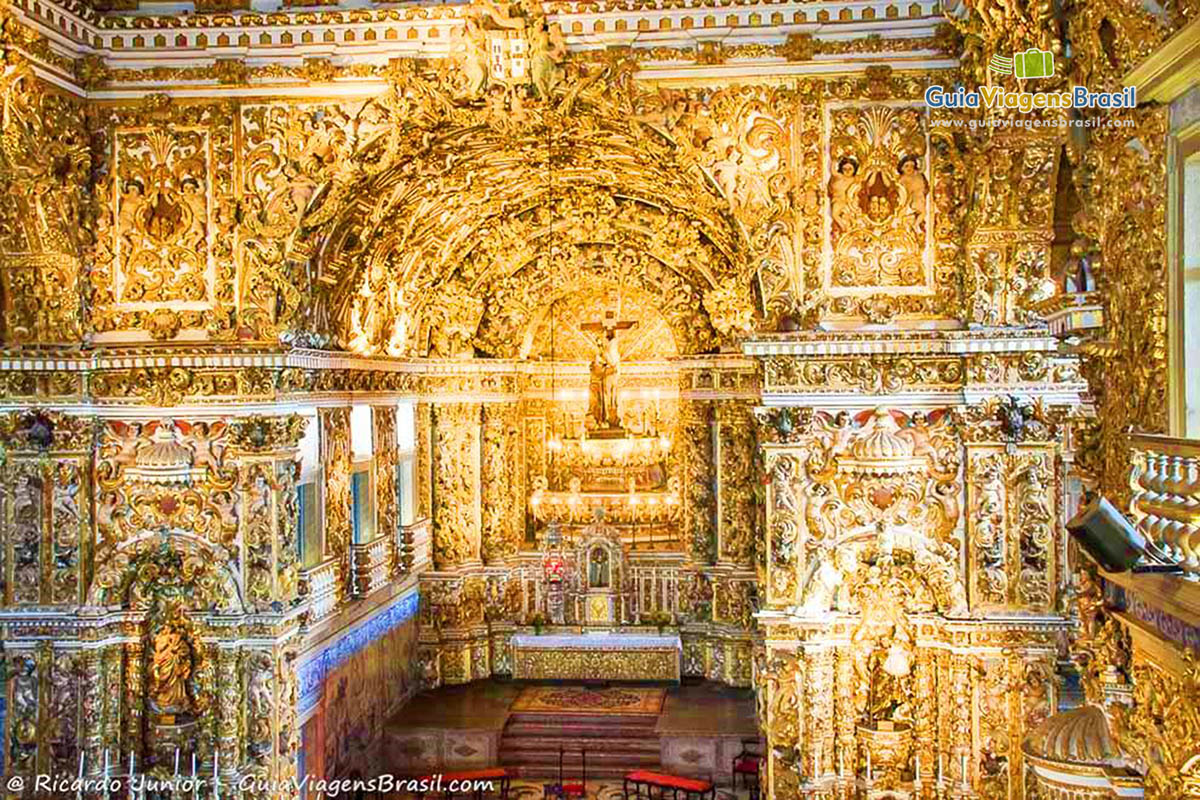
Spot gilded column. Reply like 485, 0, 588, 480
716, 401, 755, 566
101, 646, 123, 759
431, 403, 482, 569
834, 647, 856, 779
679, 397, 715, 564
123, 641, 144, 762
764, 648, 801, 800
79, 649, 104, 776
805, 646, 834, 778
912, 648, 937, 792
216, 646, 242, 783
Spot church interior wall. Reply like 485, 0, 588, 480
0, 0, 1199, 794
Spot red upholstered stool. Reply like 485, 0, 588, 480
731, 739, 763, 790
544, 747, 586, 800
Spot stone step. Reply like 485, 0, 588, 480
501, 738, 661, 754
501, 764, 659, 780
506, 712, 660, 728
500, 747, 661, 762
504, 722, 662, 739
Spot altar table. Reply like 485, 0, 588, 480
510, 633, 682, 682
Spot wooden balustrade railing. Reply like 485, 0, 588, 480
1129, 433, 1200, 573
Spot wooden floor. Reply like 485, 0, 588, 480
391, 679, 757, 737
384, 679, 759, 782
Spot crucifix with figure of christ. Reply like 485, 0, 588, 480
581, 309, 637, 432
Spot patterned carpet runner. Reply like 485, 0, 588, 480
510, 686, 666, 715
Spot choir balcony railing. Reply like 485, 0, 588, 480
406, 517, 432, 574
352, 535, 392, 596
1129, 433, 1200, 574
299, 559, 340, 623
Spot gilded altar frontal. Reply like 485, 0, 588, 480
1, 0, 1200, 795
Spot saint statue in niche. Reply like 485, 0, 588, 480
589, 546, 611, 589
863, 626, 914, 724
581, 310, 636, 431
150, 619, 195, 715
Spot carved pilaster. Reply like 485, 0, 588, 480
481, 403, 522, 563
716, 401, 755, 566
680, 398, 715, 564
963, 135, 1060, 326
373, 405, 401, 579
764, 451, 800, 608
320, 407, 353, 601
79, 649, 104, 775
431, 402, 482, 569
124, 641, 144, 760
216, 646, 241, 782
416, 402, 433, 521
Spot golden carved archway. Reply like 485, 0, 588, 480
287, 62, 758, 357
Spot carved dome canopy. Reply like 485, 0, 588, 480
1023, 704, 1130, 769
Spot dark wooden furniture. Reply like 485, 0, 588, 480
731, 738, 763, 790
622, 770, 715, 800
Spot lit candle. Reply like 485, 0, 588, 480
839, 750, 844, 776
961, 753, 968, 788
915, 754, 921, 784
103, 749, 110, 779
938, 754, 943, 785
174, 746, 180, 777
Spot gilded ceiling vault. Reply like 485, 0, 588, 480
0, 0, 1197, 794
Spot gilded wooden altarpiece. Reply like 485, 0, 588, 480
0, 0, 1192, 793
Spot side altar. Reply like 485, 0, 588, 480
510, 633, 683, 682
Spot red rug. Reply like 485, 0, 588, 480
511, 686, 666, 715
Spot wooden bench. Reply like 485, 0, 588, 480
623, 770, 715, 800
413, 767, 511, 800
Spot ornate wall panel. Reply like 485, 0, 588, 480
825, 105, 932, 296
90, 101, 236, 340
0, 413, 93, 607
965, 446, 1057, 614
963, 134, 1061, 327
240, 101, 359, 342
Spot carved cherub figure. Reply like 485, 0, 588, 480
829, 157, 859, 232
897, 154, 928, 228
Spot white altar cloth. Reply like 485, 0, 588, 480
511, 633, 683, 650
